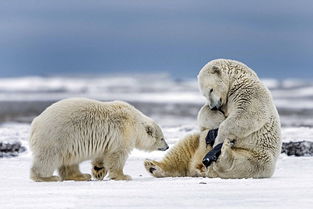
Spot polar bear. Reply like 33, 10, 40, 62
144, 105, 224, 177
145, 59, 281, 178
30, 98, 169, 182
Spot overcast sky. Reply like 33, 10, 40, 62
0, 0, 312, 78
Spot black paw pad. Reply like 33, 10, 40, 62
202, 143, 223, 167
205, 128, 218, 147
149, 167, 156, 174
94, 166, 104, 171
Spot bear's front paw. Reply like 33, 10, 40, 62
202, 143, 223, 167
111, 174, 132, 181
224, 139, 236, 147
92, 166, 107, 180
205, 128, 219, 147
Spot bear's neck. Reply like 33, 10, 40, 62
224, 66, 259, 99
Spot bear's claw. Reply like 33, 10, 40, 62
144, 159, 164, 177
202, 143, 223, 167
205, 128, 219, 147
93, 166, 103, 171
149, 167, 156, 174
92, 166, 107, 180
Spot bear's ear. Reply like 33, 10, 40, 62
145, 125, 154, 136
210, 65, 221, 75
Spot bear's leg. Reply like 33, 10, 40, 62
91, 157, 107, 180
207, 139, 266, 178
189, 131, 213, 177
30, 153, 61, 182
144, 133, 201, 178
107, 152, 131, 180
208, 139, 235, 174
58, 164, 91, 181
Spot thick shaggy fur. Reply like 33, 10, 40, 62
145, 59, 281, 179
145, 133, 204, 177
30, 98, 168, 182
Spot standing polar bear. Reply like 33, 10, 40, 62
30, 98, 168, 182
145, 59, 281, 178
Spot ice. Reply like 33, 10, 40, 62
0, 75, 312, 112
282, 127, 313, 142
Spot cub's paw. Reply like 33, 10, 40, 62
81, 174, 92, 181
202, 143, 223, 167
73, 174, 92, 181
205, 128, 219, 147
110, 174, 132, 181
144, 159, 164, 178
193, 163, 207, 177
92, 166, 107, 180
32, 175, 61, 182
220, 139, 235, 158
224, 139, 236, 147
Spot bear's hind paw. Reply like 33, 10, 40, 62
144, 159, 164, 178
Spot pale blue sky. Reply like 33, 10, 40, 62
0, 0, 312, 78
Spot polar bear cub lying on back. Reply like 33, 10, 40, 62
30, 98, 168, 182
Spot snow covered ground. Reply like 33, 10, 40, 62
1, 149, 313, 209
1, 75, 313, 209
1, 122, 313, 209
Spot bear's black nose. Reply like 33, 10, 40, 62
158, 146, 169, 151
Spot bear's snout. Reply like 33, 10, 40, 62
158, 145, 169, 151
158, 139, 169, 151
209, 97, 222, 111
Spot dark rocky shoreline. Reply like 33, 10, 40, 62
282, 141, 313, 156
0, 100, 313, 128
0, 100, 312, 158
0, 141, 26, 158
1, 140, 312, 158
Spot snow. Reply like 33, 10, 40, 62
282, 127, 313, 142
1, 153, 313, 209
1, 123, 313, 209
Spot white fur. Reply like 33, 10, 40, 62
30, 98, 168, 181
198, 59, 282, 178
144, 59, 281, 179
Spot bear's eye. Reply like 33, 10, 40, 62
210, 89, 213, 93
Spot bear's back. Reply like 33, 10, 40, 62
29, 98, 141, 155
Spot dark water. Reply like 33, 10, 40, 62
0, 100, 312, 128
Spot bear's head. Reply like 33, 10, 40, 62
136, 120, 169, 152
198, 62, 230, 110
197, 104, 225, 131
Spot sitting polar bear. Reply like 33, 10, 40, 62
145, 59, 281, 178
30, 98, 168, 182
